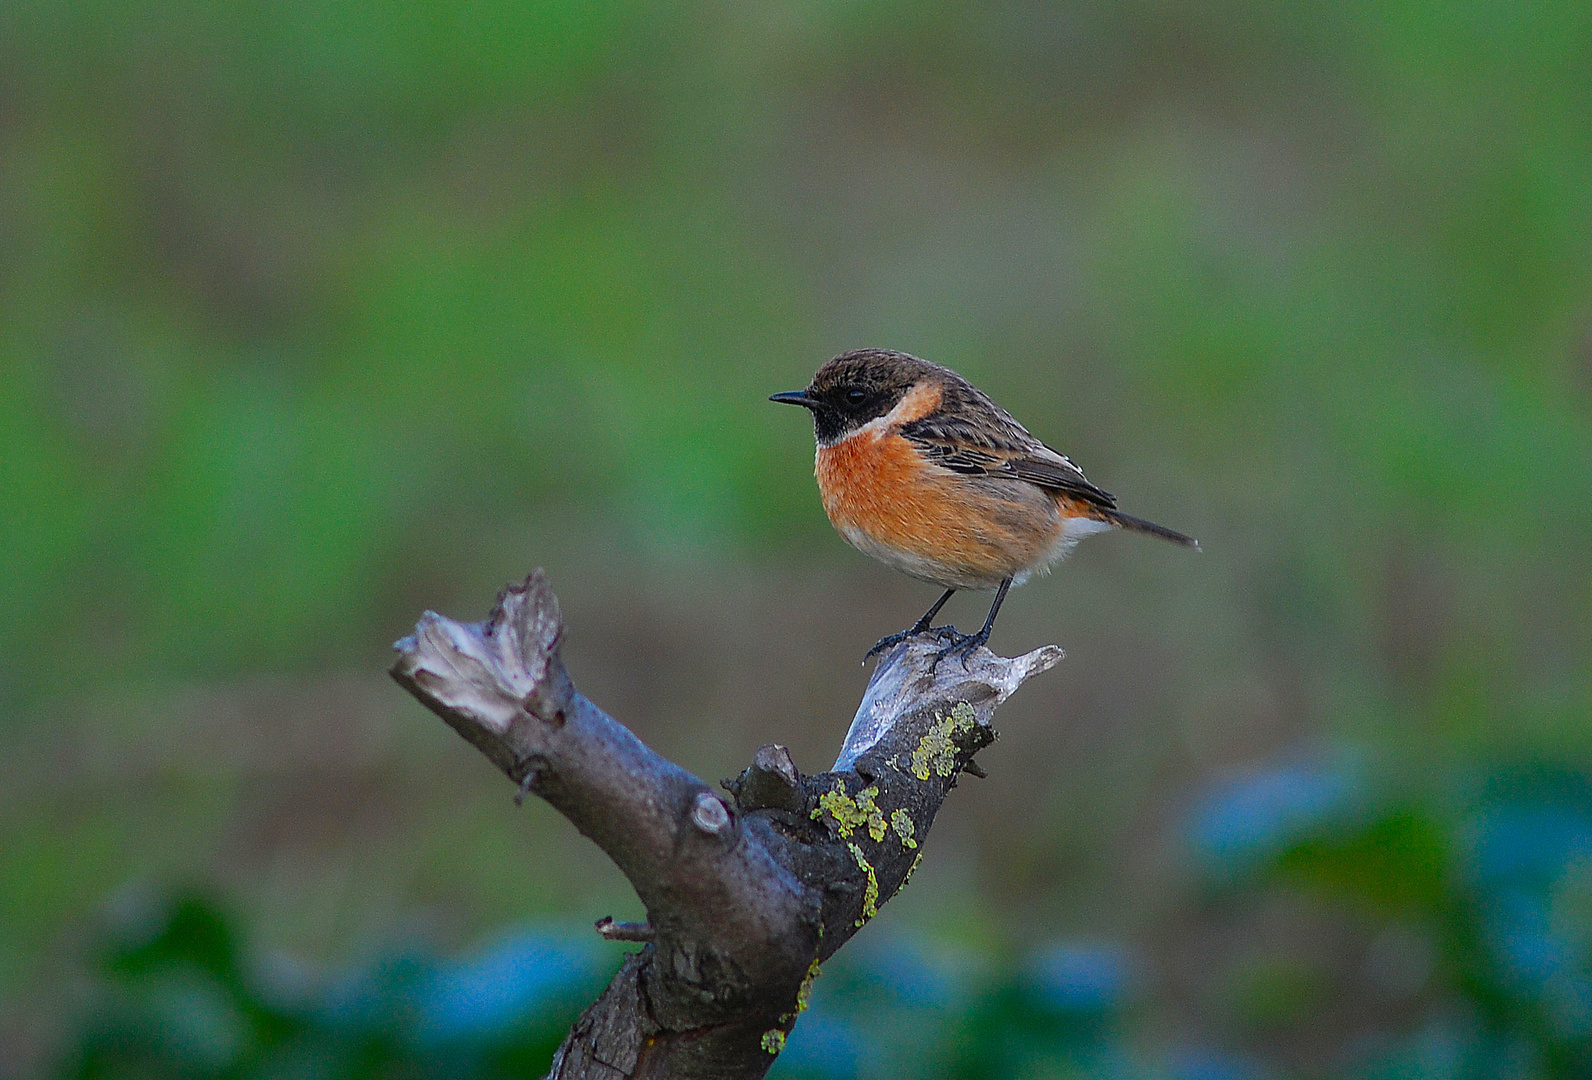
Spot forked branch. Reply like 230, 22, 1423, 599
392, 570, 1061, 1080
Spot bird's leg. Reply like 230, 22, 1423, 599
933, 578, 1012, 671
866, 588, 957, 658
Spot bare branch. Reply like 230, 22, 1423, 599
596, 917, 656, 943
392, 570, 1061, 1079
724, 745, 805, 814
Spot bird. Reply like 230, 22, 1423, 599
771, 349, 1197, 667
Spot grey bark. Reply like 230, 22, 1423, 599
391, 570, 1062, 1080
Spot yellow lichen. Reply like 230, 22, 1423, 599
890, 808, 918, 849
855, 786, 887, 841
812, 780, 887, 841
811, 781, 861, 836
795, 957, 821, 1013
901, 850, 925, 890
908, 702, 978, 780
774, 956, 821, 1033
848, 842, 879, 927
908, 721, 953, 780
761, 1029, 786, 1054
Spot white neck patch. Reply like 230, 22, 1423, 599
817, 381, 941, 448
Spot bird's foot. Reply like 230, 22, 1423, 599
931, 626, 992, 673
865, 622, 959, 660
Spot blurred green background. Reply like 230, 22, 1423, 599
3, 1, 1591, 1077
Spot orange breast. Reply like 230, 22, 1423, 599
815, 431, 1063, 588
815, 432, 929, 544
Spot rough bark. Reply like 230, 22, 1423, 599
391, 570, 1062, 1080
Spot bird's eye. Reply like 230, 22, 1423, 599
846, 388, 867, 404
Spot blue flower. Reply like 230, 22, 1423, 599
1026, 941, 1135, 1013
1186, 765, 1354, 871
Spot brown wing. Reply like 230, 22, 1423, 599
897, 381, 1117, 510
1004, 449, 1117, 508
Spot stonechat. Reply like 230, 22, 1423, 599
772, 349, 1197, 665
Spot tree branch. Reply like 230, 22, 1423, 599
391, 570, 1062, 1079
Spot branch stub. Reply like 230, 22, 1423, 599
691, 791, 731, 834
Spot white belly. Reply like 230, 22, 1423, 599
837, 524, 1008, 591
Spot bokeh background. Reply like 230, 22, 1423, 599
3, 1, 1591, 1077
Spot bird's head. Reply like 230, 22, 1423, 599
770, 349, 941, 445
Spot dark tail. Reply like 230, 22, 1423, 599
1100, 509, 1200, 550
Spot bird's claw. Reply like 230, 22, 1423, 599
865, 623, 959, 660
930, 629, 990, 673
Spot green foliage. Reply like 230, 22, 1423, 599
47, 771, 1592, 1079
1276, 809, 1450, 915
60, 893, 597, 1080
2, 0, 1587, 692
